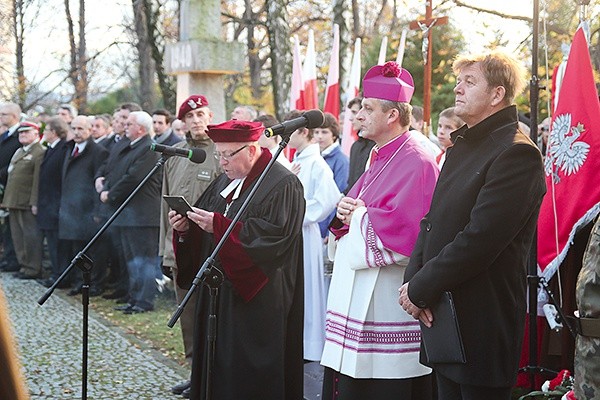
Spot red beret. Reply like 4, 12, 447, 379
177, 95, 209, 120
207, 120, 264, 143
17, 121, 40, 132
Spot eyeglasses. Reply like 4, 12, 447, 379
213, 145, 248, 161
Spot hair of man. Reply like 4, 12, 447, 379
46, 116, 70, 139
152, 108, 172, 124
452, 51, 527, 105
379, 100, 413, 127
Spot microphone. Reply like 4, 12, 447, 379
264, 109, 325, 137
150, 143, 206, 164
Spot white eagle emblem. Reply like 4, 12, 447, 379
544, 113, 589, 183
187, 99, 198, 109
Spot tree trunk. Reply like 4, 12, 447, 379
144, 0, 175, 111
265, 0, 291, 121
132, 0, 157, 111
333, 0, 352, 105
64, 0, 78, 105
245, 0, 262, 99
351, 0, 361, 38
76, 0, 88, 113
371, 0, 388, 36
12, 0, 26, 108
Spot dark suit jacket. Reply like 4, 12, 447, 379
404, 106, 547, 387
155, 129, 182, 147
104, 135, 161, 227
58, 139, 108, 240
0, 131, 22, 186
37, 140, 69, 230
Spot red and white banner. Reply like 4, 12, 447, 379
323, 24, 340, 120
302, 30, 319, 110
289, 36, 305, 111
340, 38, 362, 156
537, 26, 600, 281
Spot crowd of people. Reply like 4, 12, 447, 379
0, 49, 564, 400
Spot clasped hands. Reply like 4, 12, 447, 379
336, 196, 365, 225
398, 282, 433, 328
168, 207, 215, 233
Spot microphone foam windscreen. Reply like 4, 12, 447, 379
303, 109, 325, 129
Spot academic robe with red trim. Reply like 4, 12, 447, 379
175, 149, 305, 400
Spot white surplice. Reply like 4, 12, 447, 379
294, 143, 342, 360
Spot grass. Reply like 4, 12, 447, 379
86, 287, 187, 367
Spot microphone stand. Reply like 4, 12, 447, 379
38, 154, 169, 400
168, 134, 292, 400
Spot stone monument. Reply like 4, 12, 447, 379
165, 0, 244, 122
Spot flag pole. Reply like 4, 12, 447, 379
526, 0, 541, 390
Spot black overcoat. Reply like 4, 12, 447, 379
37, 139, 68, 230
405, 106, 546, 387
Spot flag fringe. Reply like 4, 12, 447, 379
539, 201, 600, 282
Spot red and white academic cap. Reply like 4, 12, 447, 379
362, 61, 415, 103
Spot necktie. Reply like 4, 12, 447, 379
72, 146, 79, 157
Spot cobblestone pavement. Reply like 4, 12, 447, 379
1, 272, 188, 400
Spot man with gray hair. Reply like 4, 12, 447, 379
100, 111, 162, 313
231, 105, 258, 121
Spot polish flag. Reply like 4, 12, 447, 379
323, 24, 340, 121
377, 36, 388, 65
396, 29, 408, 68
302, 29, 319, 110
340, 38, 362, 156
289, 36, 305, 111
537, 25, 600, 282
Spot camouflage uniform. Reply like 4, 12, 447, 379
574, 218, 600, 399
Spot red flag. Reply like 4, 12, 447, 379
537, 27, 600, 282
340, 38, 361, 156
289, 36, 305, 111
323, 24, 340, 120
302, 30, 319, 110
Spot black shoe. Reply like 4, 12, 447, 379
102, 290, 127, 300
181, 386, 191, 398
0, 264, 19, 272
123, 305, 152, 314
171, 380, 191, 395
114, 304, 134, 311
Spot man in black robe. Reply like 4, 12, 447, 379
169, 119, 305, 400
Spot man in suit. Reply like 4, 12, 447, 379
1, 122, 45, 279
399, 52, 547, 399
37, 117, 70, 287
59, 116, 108, 296
91, 114, 112, 146
152, 109, 181, 146
95, 103, 142, 301
0, 103, 24, 272
100, 111, 161, 314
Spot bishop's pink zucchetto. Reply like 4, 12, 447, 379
177, 94, 210, 120
362, 61, 415, 103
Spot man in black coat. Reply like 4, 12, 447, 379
0, 103, 24, 272
37, 117, 70, 287
100, 111, 161, 314
58, 116, 108, 296
399, 52, 547, 399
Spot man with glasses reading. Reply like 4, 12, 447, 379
168, 119, 305, 400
